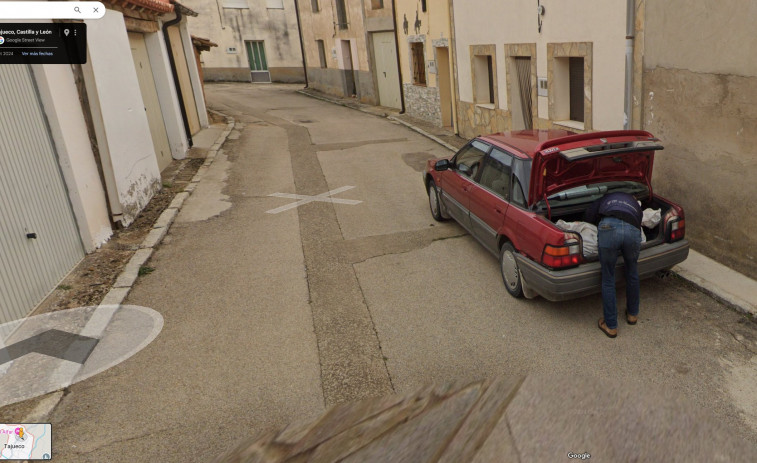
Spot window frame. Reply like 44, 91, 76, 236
410, 42, 426, 86
335, 0, 348, 30
547, 42, 593, 130
316, 40, 327, 68
469, 45, 498, 108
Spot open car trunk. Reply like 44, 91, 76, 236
539, 196, 672, 260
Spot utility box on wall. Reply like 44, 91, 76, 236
538, 77, 548, 97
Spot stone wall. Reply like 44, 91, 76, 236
456, 101, 510, 139
404, 84, 441, 126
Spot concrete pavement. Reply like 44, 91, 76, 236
299, 86, 757, 320
28, 83, 757, 461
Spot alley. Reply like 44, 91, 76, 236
47, 84, 757, 461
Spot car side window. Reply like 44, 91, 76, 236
453, 140, 489, 178
511, 176, 527, 207
478, 149, 513, 200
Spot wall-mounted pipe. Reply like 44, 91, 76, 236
623, 0, 635, 129
293, 0, 309, 88
391, 0, 406, 113
163, 3, 193, 147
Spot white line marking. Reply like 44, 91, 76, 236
266, 186, 362, 214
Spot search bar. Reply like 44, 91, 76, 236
0, 2, 105, 20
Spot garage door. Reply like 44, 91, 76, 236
128, 32, 173, 171
0, 64, 85, 324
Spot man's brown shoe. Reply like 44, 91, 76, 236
626, 311, 638, 325
598, 319, 617, 338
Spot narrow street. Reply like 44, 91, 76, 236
46, 84, 757, 461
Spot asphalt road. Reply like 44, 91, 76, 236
46, 84, 757, 461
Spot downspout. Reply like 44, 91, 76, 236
293, 0, 309, 88
163, 4, 193, 147
623, 0, 635, 129
391, 0, 406, 113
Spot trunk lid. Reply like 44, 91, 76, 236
528, 131, 663, 206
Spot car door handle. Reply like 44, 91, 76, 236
463, 186, 471, 192
495, 208, 503, 214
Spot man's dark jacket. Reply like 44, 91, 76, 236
584, 192, 642, 229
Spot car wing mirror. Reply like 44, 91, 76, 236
434, 159, 451, 171
457, 164, 471, 176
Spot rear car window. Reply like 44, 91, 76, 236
543, 181, 649, 208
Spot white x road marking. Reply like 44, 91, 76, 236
266, 185, 362, 214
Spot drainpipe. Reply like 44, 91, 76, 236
623, 0, 635, 130
163, 4, 193, 147
293, 0, 309, 88
391, 0, 406, 113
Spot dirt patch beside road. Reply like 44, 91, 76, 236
32, 157, 204, 316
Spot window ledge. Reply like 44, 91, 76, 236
476, 103, 496, 110
554, 120, 585, 131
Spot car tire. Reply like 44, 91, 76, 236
500, 242, 523, 298
427, 179, 446, 222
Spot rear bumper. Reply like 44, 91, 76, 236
516, 240, 690, 302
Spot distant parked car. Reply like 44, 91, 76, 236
424, 130, 689, 301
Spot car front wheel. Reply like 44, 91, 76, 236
500, 243, 523, 298
427, 179, 446, 222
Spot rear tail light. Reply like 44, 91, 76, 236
667, 217, 685, 241
542, 233, 582, 269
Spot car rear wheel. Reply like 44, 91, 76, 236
500, 243, 523, 298
427, 179, 445, 221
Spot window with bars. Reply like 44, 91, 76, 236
411, 42, 426, 85
317, 40, 327, 68
335, 0, 348, 30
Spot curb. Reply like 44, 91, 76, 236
673, 264, 757, 318
23, 112, 236, 422
296, 88, 757, 318
103, 110, 235, 307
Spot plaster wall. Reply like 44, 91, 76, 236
181, 0, 304, 81
32, 63, 112, 251
643, 0, 757, 279
84, 10, 161, 227
299, 0, 381, 104
452, 0, 627, 131
395, 0, 453, 126
144, 28, 190, 160
178, 19, 209, 128
395, 0, 451, 88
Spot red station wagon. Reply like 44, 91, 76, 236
424, 130, 689, 301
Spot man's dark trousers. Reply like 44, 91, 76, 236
598, 217, 642, 329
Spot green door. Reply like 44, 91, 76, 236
245, 41, 271, 83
